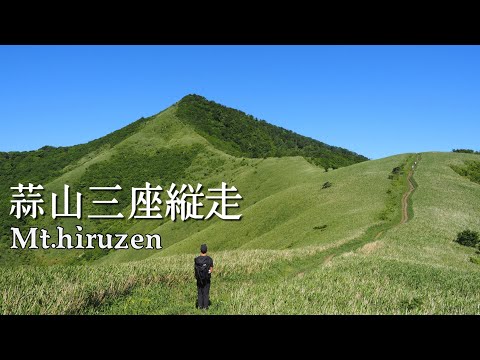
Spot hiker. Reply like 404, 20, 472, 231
194, 244, 214, 310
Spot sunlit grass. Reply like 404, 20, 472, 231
2, 147, 479, 314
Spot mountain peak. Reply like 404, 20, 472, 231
175, 94, 368, 168
180, 93, 207, 101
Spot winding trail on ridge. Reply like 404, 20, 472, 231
317, 154, 420, 265
401, 164, 416, 224
275, 154, 424, 278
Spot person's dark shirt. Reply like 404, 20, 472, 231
194, 255, 214, 284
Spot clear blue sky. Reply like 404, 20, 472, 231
1, 45, 479, 159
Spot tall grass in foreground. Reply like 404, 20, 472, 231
3, 238, 478, 314
0, 246, 336, 314
1, 259, 186, 314
93, 245, 480, 315
219, 254, 480, 314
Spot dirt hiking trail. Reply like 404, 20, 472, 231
401, 156, 419, 224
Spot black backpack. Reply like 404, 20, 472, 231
195, 257, 210, 286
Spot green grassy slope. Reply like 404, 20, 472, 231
95, 152, 480, 314
374, 152, 480, 267
2, 151, 479, 314
251, 151, 480, 314
99, 153, 409, 264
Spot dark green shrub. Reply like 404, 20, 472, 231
455, 230, 479, 248
392, 166, 402, 175
322, 181, 332, 189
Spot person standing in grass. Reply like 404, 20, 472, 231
194, 244, 214, 310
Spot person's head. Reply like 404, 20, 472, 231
200, 244, 207, 254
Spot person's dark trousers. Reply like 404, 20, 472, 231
197, 282, 211, 309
